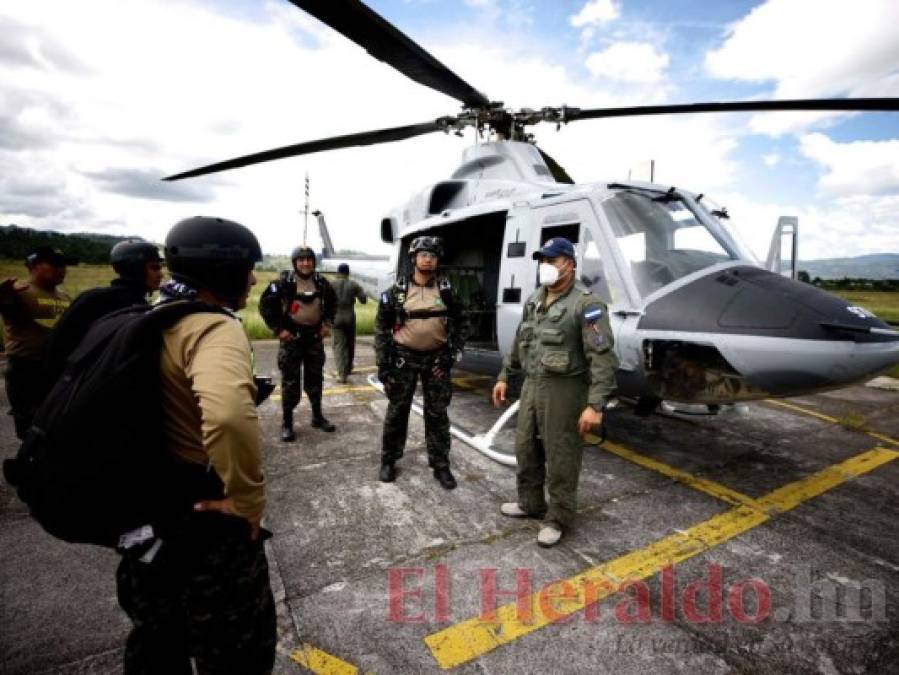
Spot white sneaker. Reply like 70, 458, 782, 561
500, 502, 529, 518
537, 524, 563, 547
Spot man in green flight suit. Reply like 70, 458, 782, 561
492, 237, 618, 547
331, 262, 367, 384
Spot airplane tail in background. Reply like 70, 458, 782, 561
312, 209, 393, 298
314, 210, 336, 259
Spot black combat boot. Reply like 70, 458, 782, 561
281, 408, 295, 442
379, 462, 397, 482
433, 467, 457, 490
310, 397, 336, 432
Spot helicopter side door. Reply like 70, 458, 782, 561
496, 205, 536, 355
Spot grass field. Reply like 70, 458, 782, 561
831, 290, 899, 324
0, 262, 376, 341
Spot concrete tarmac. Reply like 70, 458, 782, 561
2, 338, 898, 674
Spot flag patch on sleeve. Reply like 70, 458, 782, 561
584, 307, 603, 322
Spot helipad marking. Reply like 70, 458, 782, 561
290, 643, 359, 674
423, 447, 899, 669
765, 399, 899, 448
600, 440, 762, 510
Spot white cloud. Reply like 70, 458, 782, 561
585, 42, 670, 83
570, 0, 620, 28
799, 133, 899, 197
704, 0, 899, 135
762, 153, 780, 167
721, 190, 899, 261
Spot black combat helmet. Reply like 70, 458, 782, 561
110, 239, 162, 281
291, 246, 316, 264
408, 236, 444, 259
164, 216, 262, 305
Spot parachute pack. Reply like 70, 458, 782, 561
3, 301, 229, 548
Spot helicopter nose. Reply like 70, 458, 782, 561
638, 266, 899, 397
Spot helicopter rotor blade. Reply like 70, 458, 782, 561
287, 0, 489, 109
566, 97, 899, 121
535, 146, 574, 184
164, 120, 448, 181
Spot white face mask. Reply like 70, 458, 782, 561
538, 262, 560, 286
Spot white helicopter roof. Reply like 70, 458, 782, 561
390, 141, 701, 240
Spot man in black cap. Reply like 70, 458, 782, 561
330, 262, 367, 384
0, 246, 77, 438
45, 239, 164, 384
492, 237, 618, 547
259, 246, 338, 440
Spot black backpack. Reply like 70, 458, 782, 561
3, 301, 229, 548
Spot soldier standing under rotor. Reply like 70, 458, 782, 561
492, 237, 618, 547
376, 236, 468, 489
331, 262, 367, 383
260, 246, 337, 441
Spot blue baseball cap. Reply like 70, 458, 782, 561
533, 237, 575, 260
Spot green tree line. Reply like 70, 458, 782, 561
0, 225, 137, 264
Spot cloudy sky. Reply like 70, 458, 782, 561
1, 0, 898, 260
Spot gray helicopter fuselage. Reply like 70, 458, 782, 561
370, 141, 899, 404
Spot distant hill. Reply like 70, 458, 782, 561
800, 254, 899, 280
0, 224, 144, 265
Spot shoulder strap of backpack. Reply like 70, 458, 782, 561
438, 276, 456, 310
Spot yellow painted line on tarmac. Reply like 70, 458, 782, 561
764, 399, 899, 448
423, 447, 899, 670
290, 643, 359, 674
600, 440, 762, 510
764, 398, 840, 424
323, 385, 379, 396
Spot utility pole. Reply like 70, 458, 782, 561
301, 172, 310, 245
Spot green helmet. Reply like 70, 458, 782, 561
408, 236, 444, 259
291, 246, 316, 264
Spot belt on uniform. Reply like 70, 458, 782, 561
287, 324, 321, 336
394, 345, 443, 368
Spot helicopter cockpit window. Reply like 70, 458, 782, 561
603, 189, 743, 299
578, 230, 614, 305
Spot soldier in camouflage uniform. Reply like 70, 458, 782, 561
376, 236, 468, 490
493, 237, 618, 547
259, 246, 337, 441
331, 262, 367, 383
116, 216, 275, 674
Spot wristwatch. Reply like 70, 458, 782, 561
589, 402, 606, 413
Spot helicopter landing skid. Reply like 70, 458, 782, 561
366, 374, 518, 467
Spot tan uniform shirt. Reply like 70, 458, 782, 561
394, 282, 448, 352
288, 276, 322, 327
159, 311, 264, 521
1, 284, 71, 357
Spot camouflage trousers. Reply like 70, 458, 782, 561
515, 375, 589, 530
116, 514, 276, 675
331, 319, 356, 380
277, 329, 325, 413
381, 347, 453, 470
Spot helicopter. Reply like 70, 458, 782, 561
165, 0, 899, 431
